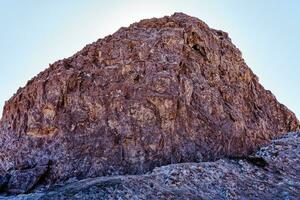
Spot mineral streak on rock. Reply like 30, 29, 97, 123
0, 12, 299, 192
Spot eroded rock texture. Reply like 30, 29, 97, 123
0, 13, 299, 191
1, 132, 299, 199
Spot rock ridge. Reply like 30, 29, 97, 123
1, 132, 299, 199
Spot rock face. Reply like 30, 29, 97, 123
0, 12, 299, 192
1, 132, 299, 199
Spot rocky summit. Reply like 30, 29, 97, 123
0, 12, 299, 197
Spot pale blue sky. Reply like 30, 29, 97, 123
0, 0, 299, 118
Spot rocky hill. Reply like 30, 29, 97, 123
0, 13, 299, 197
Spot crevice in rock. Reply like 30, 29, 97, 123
228, 155, 269, 168
192, 44, 207, 58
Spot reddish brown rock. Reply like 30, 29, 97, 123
0, 13, 299, 191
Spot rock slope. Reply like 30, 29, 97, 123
1, 132, 299, 199
0, 13, 299, 193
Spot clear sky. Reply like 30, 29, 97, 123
0, 0, 299, 118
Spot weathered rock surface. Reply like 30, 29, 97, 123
1, 132, 299, 200
3, 164, 49, 194
0, 12, 299, 193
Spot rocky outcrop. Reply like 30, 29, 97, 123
1, 132, 299, 199
0, 12, 299, 193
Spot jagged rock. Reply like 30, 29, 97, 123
0, 164, 49, 194
1, 132, 299, 200
0, 12, 299, 192
6, 165, 49, 194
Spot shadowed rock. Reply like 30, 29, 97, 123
0, 13, 299, 193
5, 164, 49, 194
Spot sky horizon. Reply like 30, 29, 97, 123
0, 0, 299, 119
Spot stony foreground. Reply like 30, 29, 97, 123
1, 132, 299, 200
